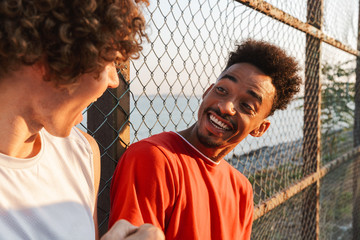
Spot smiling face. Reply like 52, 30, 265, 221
36, 60, 120, 137
189, 63, 275, 159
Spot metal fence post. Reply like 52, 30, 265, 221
87, 61, 130, 236
302, 0, 323, 239
353, 1, 360, 237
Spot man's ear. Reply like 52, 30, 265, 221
34, 56, 52, 82
250, 120, 271, 137
202, 84, 214, 99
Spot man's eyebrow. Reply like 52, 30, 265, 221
220, 74, 263, 104
220, 74, 237, 83
247, 90, 262, 104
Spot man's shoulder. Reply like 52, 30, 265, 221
122, 132, 176, 158
118, 132, 182, 172
41, 127, 92, 153
130, 131, 179, 151
222, 161, 253, 191
141, 131, 177, 144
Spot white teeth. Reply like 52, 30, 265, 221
209, 114, 230, 130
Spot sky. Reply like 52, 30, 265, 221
128, 0, 358, 97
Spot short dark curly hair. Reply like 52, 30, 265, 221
226, 39, 302, 116
0, 0, 148, 84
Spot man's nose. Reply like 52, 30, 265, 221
108, 65, 120, 89
218, 100, 236, 116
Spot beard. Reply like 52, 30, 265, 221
196, 127, 235, 161
196, 128, 222, 148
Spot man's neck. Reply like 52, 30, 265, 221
0, 112, 42, 158
0, 67, 43, 158
178, 125, 231, 162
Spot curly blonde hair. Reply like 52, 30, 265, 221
0, 0, 148, 84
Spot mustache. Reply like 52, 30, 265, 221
206, 107, 237, 128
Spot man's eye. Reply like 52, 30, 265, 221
242, 103, 255, 114
243, 103, 251, 110
216, 86, 226, 94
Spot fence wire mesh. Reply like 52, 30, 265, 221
321, 43, 356, 165
319, 156, 358, 239
252, 186, 314, 240
323, 1, 358, 49
78, 0, 360, 238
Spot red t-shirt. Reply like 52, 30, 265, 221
109, 131, 253, 240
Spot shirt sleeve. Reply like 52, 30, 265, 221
108, 141, 176, 231
242, 180, 254, 240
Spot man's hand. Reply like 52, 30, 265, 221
101, 219, 165, 240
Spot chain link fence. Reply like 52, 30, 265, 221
78, 0, 360, 238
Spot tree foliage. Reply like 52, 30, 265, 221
321, 60, 355, 133
320, 60, 355, 160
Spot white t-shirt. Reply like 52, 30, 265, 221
0, 127, 95, 240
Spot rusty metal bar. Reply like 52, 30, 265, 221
354, 154, 360, 239
88, 61, 131, 236
116, 63, 131, 158
353, 2, 360, 237
253, 147, 360, 220
234, 0, 359, 56
301, 1, 323, 239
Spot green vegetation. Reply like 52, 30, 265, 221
250, 60, 355, 204
319, 161, 353, 240
320, 60, 355, 162
250, 60, 356, 236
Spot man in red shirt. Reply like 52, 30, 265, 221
109, 39, 302, 239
